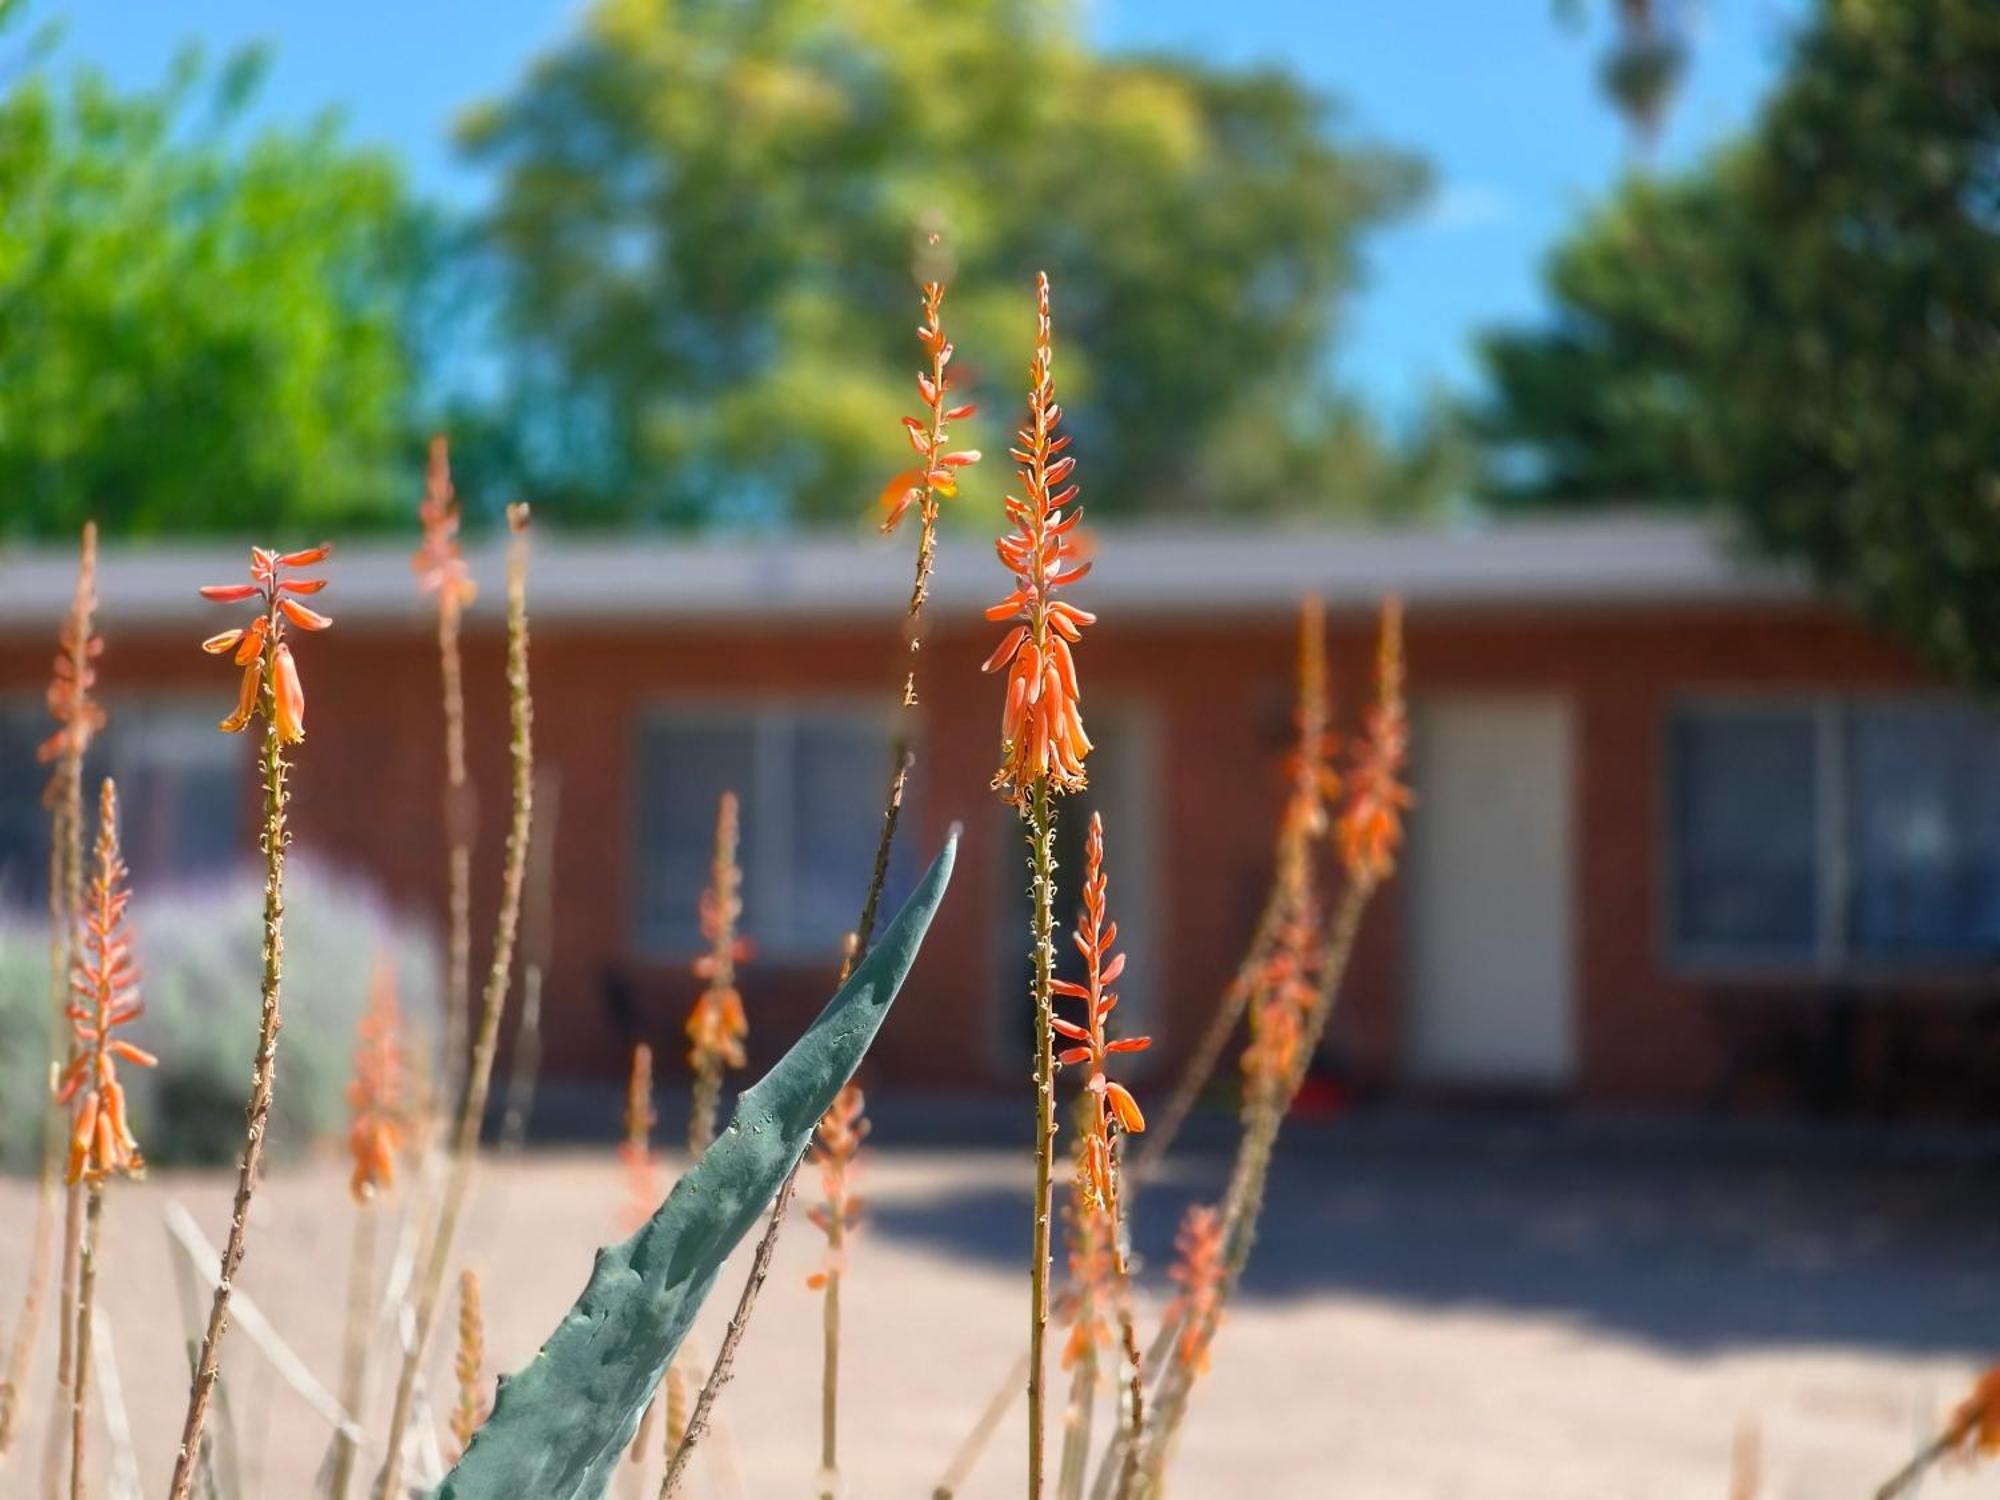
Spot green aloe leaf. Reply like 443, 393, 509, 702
433, 830, 958, 1500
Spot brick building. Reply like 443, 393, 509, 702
3, 515, 1992, 1111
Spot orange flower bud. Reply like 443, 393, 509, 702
272, 643, 306, 744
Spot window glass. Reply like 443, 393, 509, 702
1670, 708, 1820, 960
1847, 704, 2000, 961
632, 707, 907, 959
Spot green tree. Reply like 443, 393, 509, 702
1479, 0, 2000, 684
0, 42, 432, 540
458, 0, 1432, 527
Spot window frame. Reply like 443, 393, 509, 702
629, 693, 919, 964
1662, 689, 2000, 981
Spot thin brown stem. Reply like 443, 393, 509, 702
932, 1349, 1028, 1500
1106, 1179, 1144, 1500
329, 1203, 377, 1500
378, 512, 534, 1500
1027, 779, 1058, 1500
659, 1166, 802, 1498
439, 598, 472, 1118
1872, 1430, 1957, 1500
816, 1258, 840, 1498
66, 1187, 101, 1500
1055, 1336, 1096, 1500
167, 656, 291, 1500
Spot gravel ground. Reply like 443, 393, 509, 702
3, 1121, 1999, 1500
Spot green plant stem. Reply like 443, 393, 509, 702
932, 1348, 1027, 1500
1106, 1178, 1144, 1500
1055, 1333, 1096, 1500
329, 1203, 376, 1500
379, 523, 534, 1500
167, 665, 289, 1500
1026, 778, 1058, 1500
66, 1187, 101, 1500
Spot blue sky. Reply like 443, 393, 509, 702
44, 0, 1805, 420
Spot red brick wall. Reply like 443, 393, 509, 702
0, 596, 1933, 1107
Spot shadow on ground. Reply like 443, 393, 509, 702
867, 1110, 2000, 1358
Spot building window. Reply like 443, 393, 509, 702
632, 704, 915, 961
0, 700, 245, 909
1668, 700, 2000, 970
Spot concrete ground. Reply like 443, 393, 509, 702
4, 1114, 2000, 1499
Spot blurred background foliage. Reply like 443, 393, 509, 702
1479, 0, 2000, 686
0, 0, 1993, 685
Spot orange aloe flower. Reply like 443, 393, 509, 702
1051, 813, 1150, 1208
1282, 594, 1340, 845
1057, 1142, 1114, 1370
58, 779, 155, 1186
1163, 1203, 1225, 1376
1338, 597, 1411, 885
879, 280, 980, 537
346, 959, 406, 1203
1944, 1364, 2000, 1461
414, 435, 477, 609
687, 792, 752, 1076
450, 1268, 488, 1461
38, 521, 105, 794
619, 1042, 659, 1232
805, 1083, 868, 1291
1242, 901, 1321, 1091
199, 545, 333, 743
985, 273, 1094, 807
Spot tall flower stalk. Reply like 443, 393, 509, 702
664, 268, 980, 1497
985, 270, 1095, 1500
330, 961, 405, 1500
169, 543, 332, 1500
414, 435, 478, 1114
1, 523, 101, 1470
378, 505, 535, 1500
686, 792, 750, 1157
449, 1270, 488, 1464
1052, 815, 1149, 1498
806, 1083, 867, 1500
1133, 599, 1408, 1494
62, 778, 153, 1500
620, 1043, 660, 1232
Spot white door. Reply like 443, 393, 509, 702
1408, 695, 1575, 1087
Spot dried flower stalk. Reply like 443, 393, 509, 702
687, 794, 749, 1157
806, 1084, 867, 1499
377, 505, 534, 1500
2, 524, 101, 1471
168, 543, 332, 1500
449, 1270, 488, 1463
414, 435, 477, 1112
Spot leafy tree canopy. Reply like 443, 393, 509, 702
1478, 0, 2000, 684
456, 0, 1442, 528
0, 37, 432, 542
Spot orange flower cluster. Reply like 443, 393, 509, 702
1946, 1364, 2000, 1460
1241, 902, 1321, 1091
687, 792, 751, 1075
37, 521, 104, 792
59, 779, 154, 1186
200, 545, 333, 743
450, 1268, 488, 1461
985, 273, 1094, 807
619, 1042, 659, 1232
346, 960, 406, 1203
1282, 594, 1339, 844
414, 435, 476, 609
1052, 813, 1149, 1208
1338, 598, 1411, 884
1058, 1166, 1113, 1370
1163, 1204, 1225, 1376
879, 281, 979, 536
805, 1083, 868, 1291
